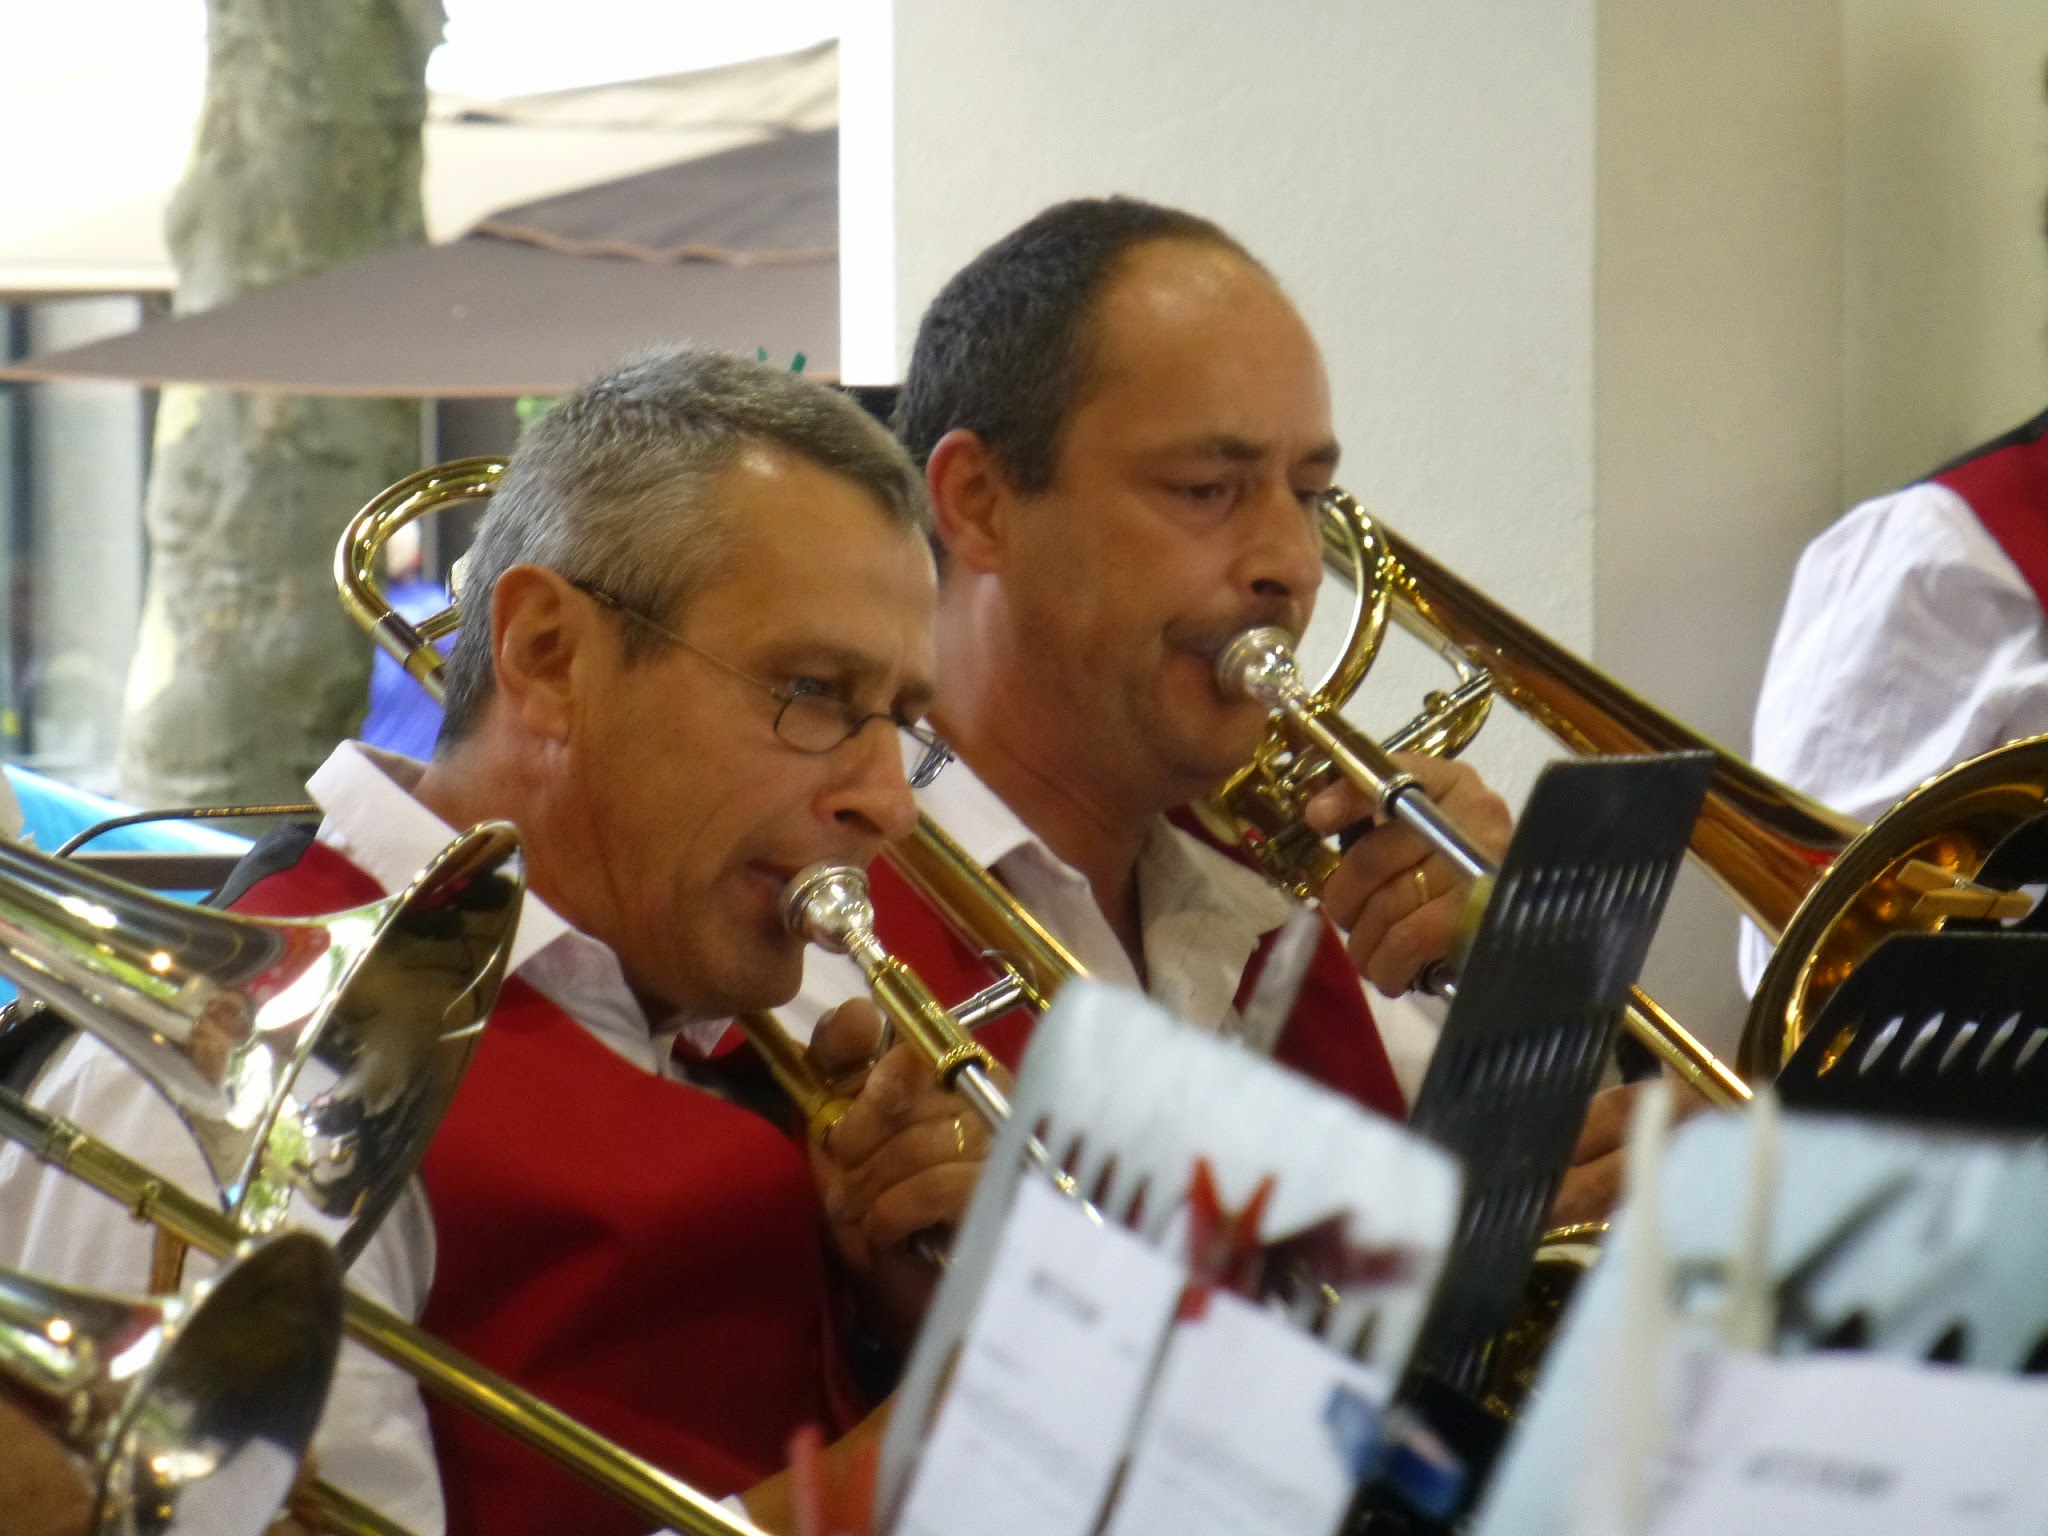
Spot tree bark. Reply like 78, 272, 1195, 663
119, 0, 444, 807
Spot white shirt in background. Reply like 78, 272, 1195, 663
1739, 482, 2048, 993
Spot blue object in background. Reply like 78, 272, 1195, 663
8, 765, 252, 867
2, 765, 256, 1005
361, 579, 452, 761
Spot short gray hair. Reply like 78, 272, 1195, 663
437, 348, 930, 744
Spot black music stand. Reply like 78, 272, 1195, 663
1775, 930, 2048, 1132
1360, 752, 1711, 1530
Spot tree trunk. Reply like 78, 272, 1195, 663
118, 0, 444, 807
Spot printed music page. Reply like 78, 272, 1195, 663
1102, 1287, 1390, 1536
894, 1177, 1185, 1536
1578, 1348, 2048, 1536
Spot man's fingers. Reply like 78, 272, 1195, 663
862, 1163, 986, 1252
1321, 823, 1439, 928
1349, 893, 1461, 995
1550, 1149, 1624, 1227
806, 997, 890, 1084
817, 1043, 937, 1167
1574, 1082, 1639, 1163
823, 1106, 991, 1224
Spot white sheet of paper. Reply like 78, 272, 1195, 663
893, 1177, 1186, 1536
1585, 1349, 2048, 1536
1102, 1287, 1390, 1536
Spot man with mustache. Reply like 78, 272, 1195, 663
807, 198, 1633, 1226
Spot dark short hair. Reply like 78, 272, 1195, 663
894, 197, 1260, 494
437, 347, 929, 745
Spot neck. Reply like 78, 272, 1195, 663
415, 736, 682, 1022
931, 591, 1158, 971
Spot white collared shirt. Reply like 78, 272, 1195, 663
0, 740, 688, 1533
786, 750, 1444, 1095
1738, 482, 2048, 993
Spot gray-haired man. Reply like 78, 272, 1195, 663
0, 348, 981, 1536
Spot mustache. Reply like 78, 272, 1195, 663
1164, 602, 1305, 666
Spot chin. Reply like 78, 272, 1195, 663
674, 922, 805, 1021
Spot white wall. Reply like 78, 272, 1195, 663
869, 0, 1600, 806
1592, 1, 1844, 1056
1842, 0, 2048, 502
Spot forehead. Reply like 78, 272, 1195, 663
684, 446, 936, 657
1066, 239, 1333, 457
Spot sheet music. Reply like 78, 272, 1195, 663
893, 1177, 1185, 1536
1575, 1337, 2048, 1536
1103, 1288, 1391, 1536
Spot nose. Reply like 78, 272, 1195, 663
1234, 479, 1324, 623
820, 720, 920, 848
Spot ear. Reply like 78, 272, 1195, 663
924, 428, 1015, 576
488, 566, 597, 742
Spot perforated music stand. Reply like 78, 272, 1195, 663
1402, 752, 1713, 1400
1775, 931, 2048, 1132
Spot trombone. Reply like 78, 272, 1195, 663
0, 1231, 342, 1536
0, 835, 764, 1536
0, 821, 525, 1262
1250, 491, 2044, 1079
344, 464, 2048, 1089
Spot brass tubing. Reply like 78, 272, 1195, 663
1220, 626, 1750, 1110
289, 1478, 417, 1536
884, 816, 1088, 1009
1370, 519, 1862, 939
0, 1089, 766, 1536
1618, 987, 1750, 1108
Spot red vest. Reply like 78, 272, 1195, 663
233, 842, 854, 1536
1932, 407, 2048, 608
865, 833, 1407, 1122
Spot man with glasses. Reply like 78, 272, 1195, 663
0, 348, 981, 1536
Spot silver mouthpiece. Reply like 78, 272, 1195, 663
1215, 626, 1303, 707
781, 864, 877, 955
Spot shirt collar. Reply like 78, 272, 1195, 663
920, 749, 1292, 923
913, 741, 1046, 871
917, 752, 1298, 966
307, 740, 571, 974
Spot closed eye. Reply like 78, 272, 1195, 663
1172, 481, 1236, 510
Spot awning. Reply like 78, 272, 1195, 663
0, 38, 837, 298
0, 127, 839, 396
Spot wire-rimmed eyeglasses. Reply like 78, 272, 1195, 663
569, 579, 953, 790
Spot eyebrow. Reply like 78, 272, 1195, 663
761, 640, 937, 717
1174, 434, 1343, 469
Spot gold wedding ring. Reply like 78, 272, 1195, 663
811, 1097, 854, 1150
1411, 865, 1431, 907
952, 1115, 967, 1158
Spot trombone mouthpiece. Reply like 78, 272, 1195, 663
781, 864, 876, 955
1216, 626, 1302, 706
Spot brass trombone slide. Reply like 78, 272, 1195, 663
0, 1088, 766, 1536
778, 864, 1098, 1213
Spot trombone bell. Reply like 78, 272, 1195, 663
0, 825, 523, 1260
0, 1231, 342, 1536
